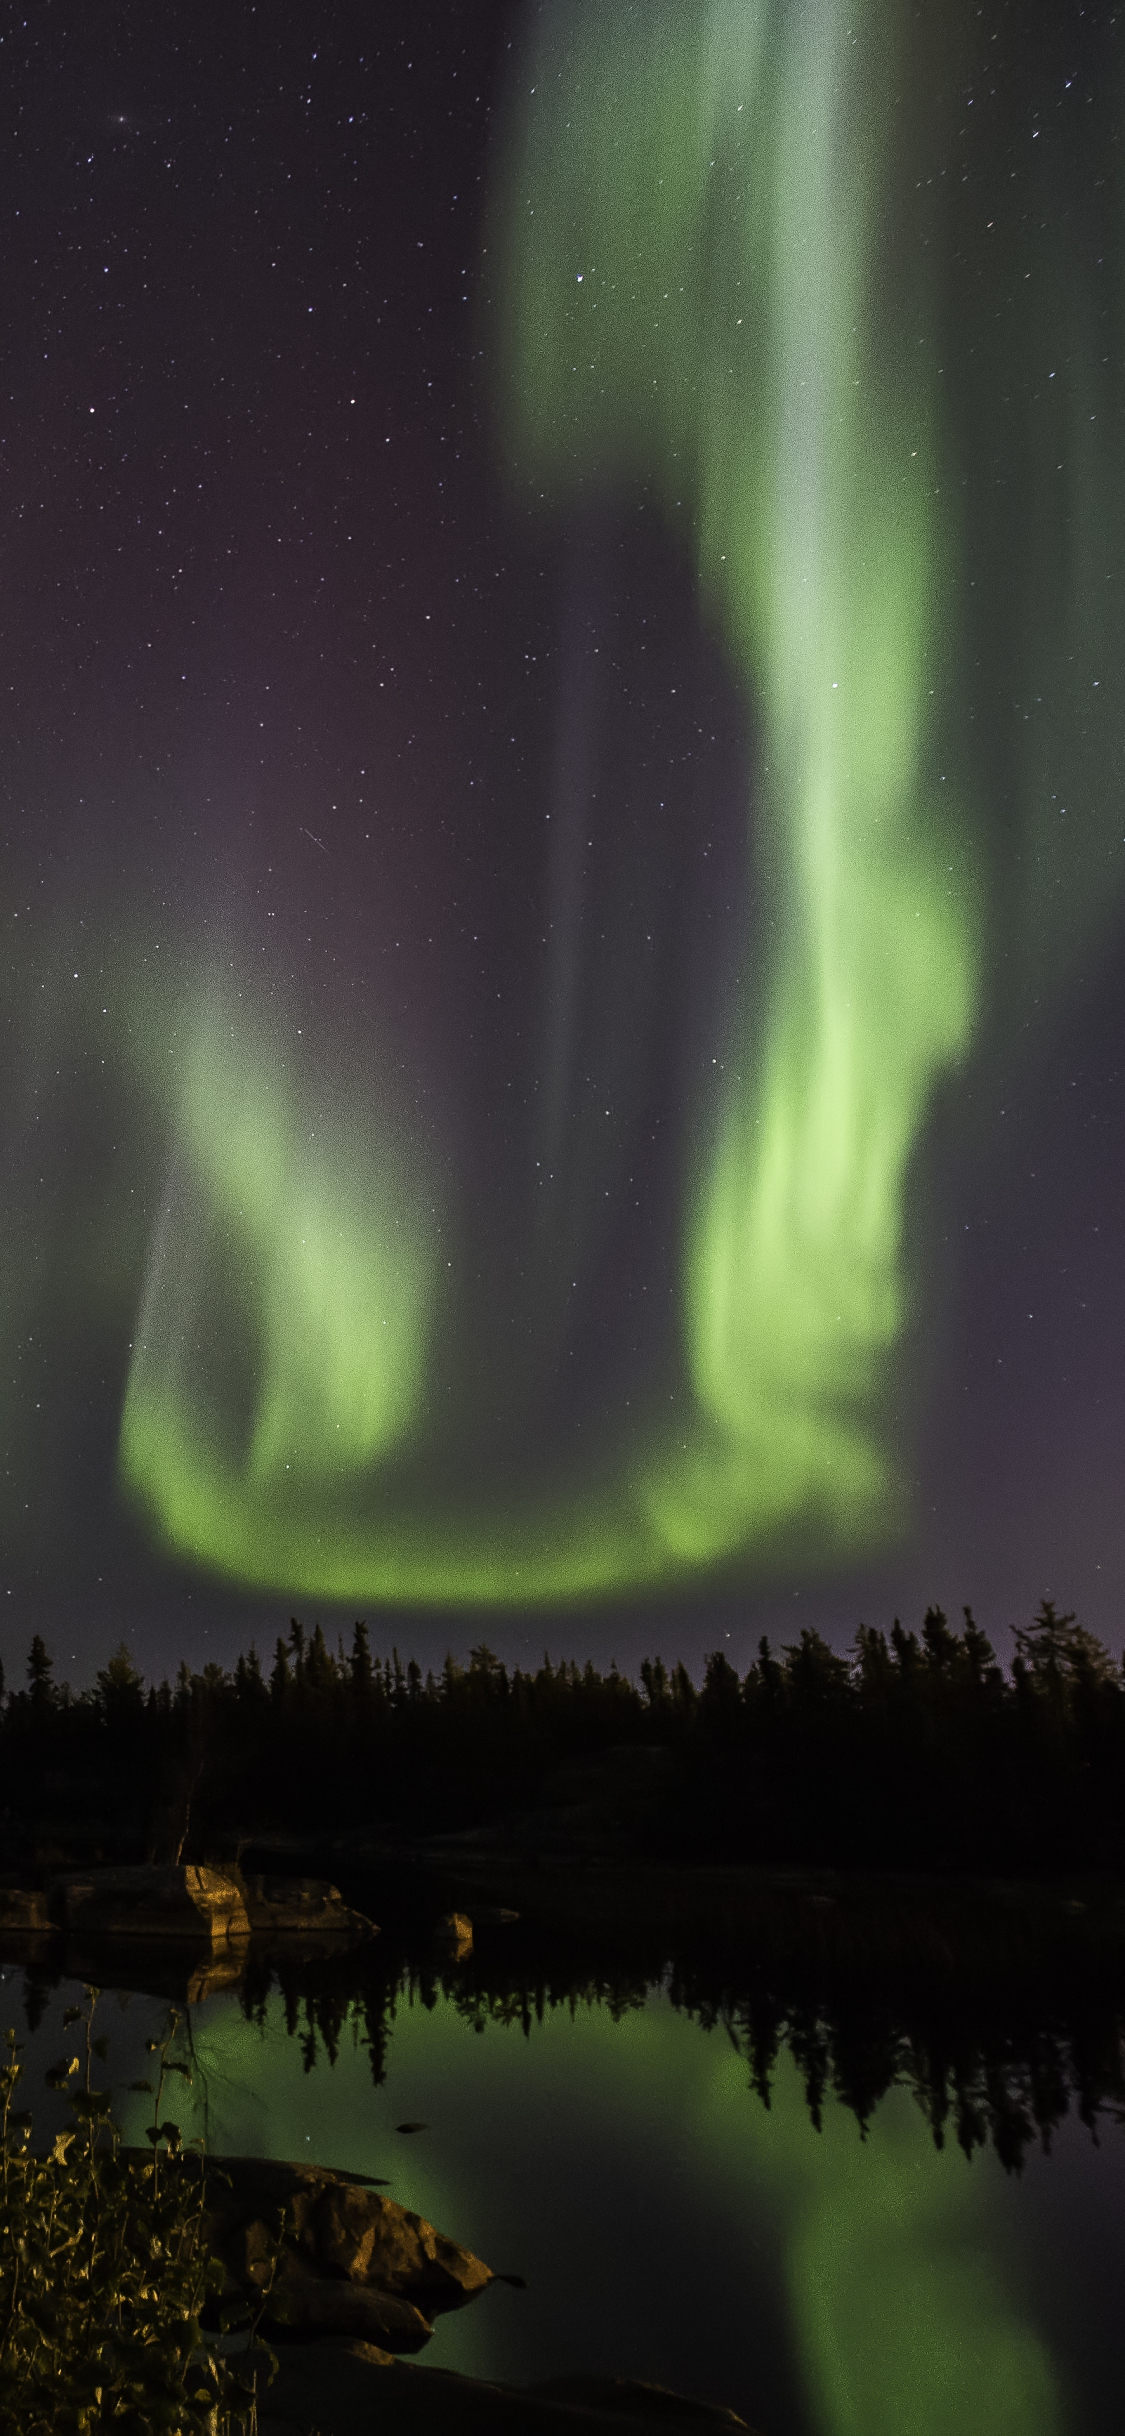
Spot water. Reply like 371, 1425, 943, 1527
3, 1899, 1124, 2436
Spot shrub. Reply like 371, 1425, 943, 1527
0, 1993, 276, 2434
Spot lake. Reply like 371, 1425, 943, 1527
2, 1874, 1124, 2435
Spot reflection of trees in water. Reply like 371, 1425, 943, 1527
237, 1937, 1125, 2174
238, 1944, 400, 2091
668, 1942, 1125, 2170
711, 1994, 1122, 2174
10, 1914, 1122, 2172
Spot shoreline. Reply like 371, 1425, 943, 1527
5, 1847, 1125, 1985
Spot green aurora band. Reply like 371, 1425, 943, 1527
119, 0, 981, 1603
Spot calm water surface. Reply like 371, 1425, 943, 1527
2, 1940, 1122, 2436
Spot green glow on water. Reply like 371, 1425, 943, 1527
119, 0, 979, 1601
794, 2171, 1060, 2436
116, 1986, 1062, 2434
713, 2063, 1062, 2436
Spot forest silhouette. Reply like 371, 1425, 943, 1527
1, 1600, 1124, 1876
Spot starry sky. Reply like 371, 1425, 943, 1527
3, 0, 1125, 1684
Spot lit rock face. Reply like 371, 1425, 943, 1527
53, 1864, 251, 1944
433, 1911, 474, 1960
201, 2156, 495, 2355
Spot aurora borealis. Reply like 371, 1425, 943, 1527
3, 0, 1125, 1664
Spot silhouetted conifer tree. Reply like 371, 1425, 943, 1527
351, 1621, 373, 1700
26, 1634, 55, 1715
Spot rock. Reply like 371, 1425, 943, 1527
240, 1873, 377, 1940
52, 1864, 251, 1945
0, 1888, 52, 1932
197, 2155, 496, 2353
254, 2339, 759, 2434
315, 2184, 492, 2309
270, 2277, 434, 2351
434, 1912, 473, 1957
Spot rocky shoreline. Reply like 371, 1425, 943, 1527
191, 2152, 756, 2435
0, 1861, 375, 1944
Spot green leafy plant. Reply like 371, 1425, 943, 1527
0, 1990, 277, 2434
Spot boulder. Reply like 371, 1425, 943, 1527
434, 1912, 473, 1958
198, 2155, 495, 2352
270, 2277, 434, 2350
241, 1872, 377, 1940
53, 1864, 251, 1945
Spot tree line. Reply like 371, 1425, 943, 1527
1, 1599, 1123, 1873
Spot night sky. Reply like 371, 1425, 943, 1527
3, 0, 1125, 1686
